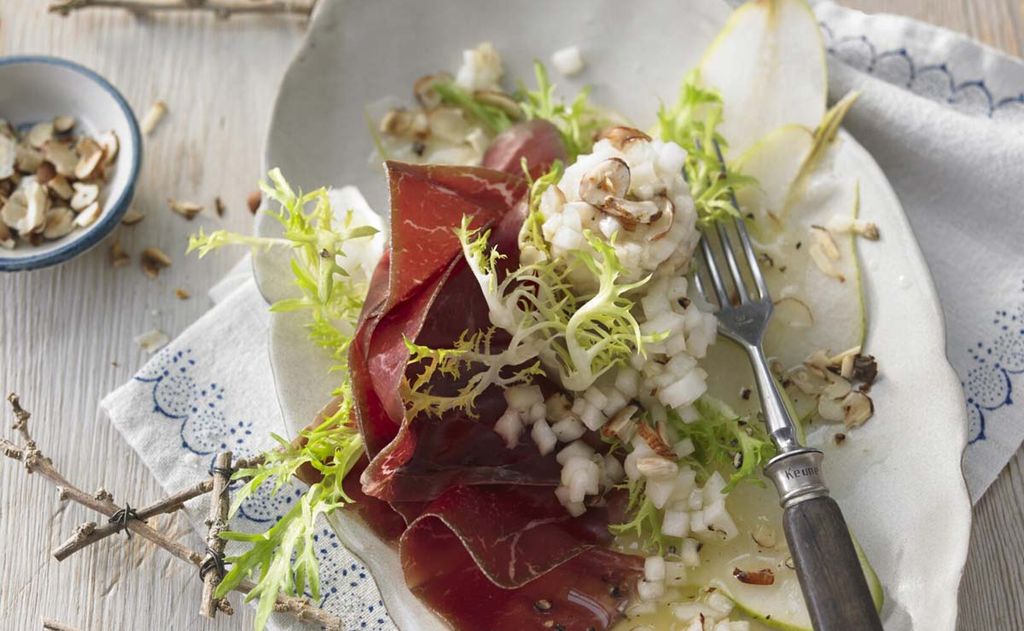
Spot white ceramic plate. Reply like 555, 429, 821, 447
258, 1, 972, 629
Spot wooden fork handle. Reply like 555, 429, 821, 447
783, 494, 884, 630
767, 450, 883, 631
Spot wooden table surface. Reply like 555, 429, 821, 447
1, 1, 1021, 630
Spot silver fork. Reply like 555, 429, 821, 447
693, 146, 883, 631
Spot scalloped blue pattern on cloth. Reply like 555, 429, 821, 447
820, 21, 1024, 119
963, 281, 1024, 444
134, 347, 397, 630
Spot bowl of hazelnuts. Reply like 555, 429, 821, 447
0, 56, 142, 271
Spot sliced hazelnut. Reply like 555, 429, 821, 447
636, 421, 677, 459
48, 175, 73, 200
855, 221, 880, 241
35, 161, 57, 184
636, 456, 679, 480
380, 109, 414, 136
141, 100, 168, 136
15, 144, 43, 174
851, 354, 878, 384
43, 140, 78, 177
133, 328, 169, 353
413, 72, 453, 110
97, 130, 119, 166
579, 158, 630, 207
842, 391, 874, 429
602, 197, 663, 229
246, 190, 261, 214
43, 207, 75, 240
73, 201, 101, 228
26, 122, 54, 148
75, 136, 101, 158
733, 567, 775, 586
0, 134, 15, 180
70, 182, 100, 211
109, 239, 130, 268
53, 115, 75, 134
473, 90, 524, 119
646, 197, 675, 241
74, 146, 104, 180
168, 198, 202, 220
1, 190, 28, 230
175, 288, 191, 300
0, 221, 14, 249
121, 208, 144, 225
817, 395, 845, 423
141, 246, 172, 278
428, 107, 472, 144
25, 179, 50, 233
821, 376, 852, 400
601, 404, 639, 444
789, 367, 827, 395
595, 126, 652, 150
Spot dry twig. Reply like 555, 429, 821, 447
2, 395, 341, 631
53, 475, 214, 560
200, 451, 232, 618
48, 0, 316, 19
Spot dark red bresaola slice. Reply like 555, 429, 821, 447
341, 159, 641, 630
384, 162, 526, 311
483, 119, 568, 179
403, 516, 640, 631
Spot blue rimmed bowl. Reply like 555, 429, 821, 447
0, 56, 142, 272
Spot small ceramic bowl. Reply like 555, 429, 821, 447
0, 56, 142, 272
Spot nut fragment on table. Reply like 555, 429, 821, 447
109, 238, 130, 268
168, 198, 202, 220
121, 208, 144, 226
0, 116, 120, 249
140, 100, 167, 136
141, 246, 172, 278
133, 328, 169, 354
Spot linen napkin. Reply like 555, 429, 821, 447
101, 3, 1024, 628
101, 263, 395, 631
815, 2, 1024, 498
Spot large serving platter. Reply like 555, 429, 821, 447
257, 1, 972, 629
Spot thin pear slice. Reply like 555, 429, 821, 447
733, 124, 815, 232
690, 483, 883, 631
698, 0, 827, 157
760, 174, 864, 370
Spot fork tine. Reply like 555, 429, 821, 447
709, 138, 771, 302
732, 208, 771, 301
715, 221, 749, 304
698, 234, 730, 307
692, 250, 709, 301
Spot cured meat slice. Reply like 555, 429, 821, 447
483, 119, 568, 179
402, 511, 640, 631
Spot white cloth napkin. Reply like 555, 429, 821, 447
101, 263, 396, 631
101, 3, 1024, 627
815, 2, 1024, 498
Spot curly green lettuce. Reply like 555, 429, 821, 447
610, 397, 775, 553
655, 69, 755, 226
188, 169, 376, 630
519, 62, 617, 161
403, 210, 658, 417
